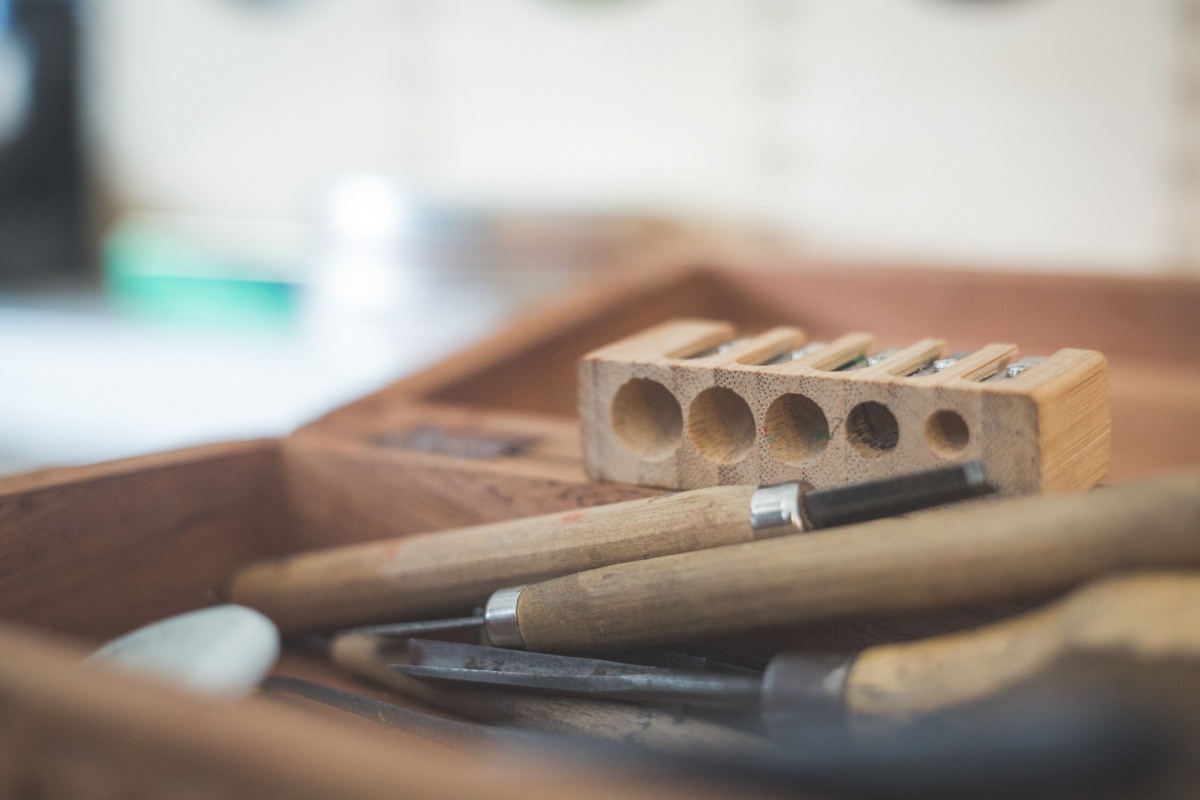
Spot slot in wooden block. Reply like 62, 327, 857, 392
579, 319, 1110, 494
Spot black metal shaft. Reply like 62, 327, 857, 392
801, 460, 993, 530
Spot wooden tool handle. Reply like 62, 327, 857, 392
514, 472, 1200, 652
230, 485, 759, 633
331, 634, 772, 757
844, 571, 1200, 718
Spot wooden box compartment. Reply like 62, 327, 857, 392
3, 260, 1199, 798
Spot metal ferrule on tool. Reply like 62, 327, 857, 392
749, 482, 811, 536
482, 481, 815, 648
483, 584, 526, 648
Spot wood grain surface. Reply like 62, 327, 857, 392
231, 483, 758, 633
513, 471, 1200, 652
845, 571, 1200, 718
0, 440, 285, 640
282, 403, 657, 553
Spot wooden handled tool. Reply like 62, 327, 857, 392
327, 635, 1163, 797
353, 571, 1200, 721
232, 485, 753, 633
327, 636, 1164, 798
230, 464, 989, 633
807, 570, 1200, 721
382, 471, 1200, 653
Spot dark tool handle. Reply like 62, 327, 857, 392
513, 472, 1200, 652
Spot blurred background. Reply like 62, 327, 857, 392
2, 0, 1197, 474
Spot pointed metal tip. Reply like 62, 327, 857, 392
339, 615, 485, 640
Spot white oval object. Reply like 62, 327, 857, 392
89, 605, 280, 697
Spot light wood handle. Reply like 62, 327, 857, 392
514, 472, 1200, 652
331, 634, 772, 757
231, 485, 758, 633
844, 570, 1200, 718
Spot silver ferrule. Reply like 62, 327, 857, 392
749, 482, 810, 536
482, 585, 526, 648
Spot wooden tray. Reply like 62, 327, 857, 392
3, 258, 1199, 797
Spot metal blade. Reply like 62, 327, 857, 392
406, 638, 679, 676
578, 647, 763, 675
387, 639, 761, 708
341, 615, 485, 639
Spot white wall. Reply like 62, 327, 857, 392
784, 0, 1177, 270
85, 0, 1194, 273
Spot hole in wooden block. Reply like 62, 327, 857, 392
764, 394, 829, 465
687, 387, 756, 464
925, 410, 970, 455
611, 379, 683, 460
847, 401, 899, 456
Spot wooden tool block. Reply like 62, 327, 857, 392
579, 319, 1110, 494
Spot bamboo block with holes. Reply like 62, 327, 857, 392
578, 319, 1110, 494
